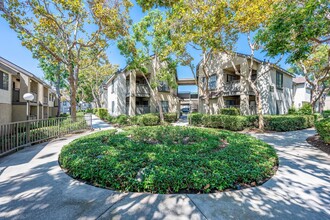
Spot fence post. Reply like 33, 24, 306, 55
90, 114, 93, 131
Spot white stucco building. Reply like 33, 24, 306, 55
292, 77, 312, 109
104, 58, 179, 116
197, 52, 294, 115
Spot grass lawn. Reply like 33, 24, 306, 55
59, 126, 278, 194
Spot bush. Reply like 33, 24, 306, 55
85, 108, 93, 113
298, 103, 313, 115
313, 113, 322, 122
245, 115, 259, 127
115, 114, 129, 125
264, 115, 314, 131
288, 106, 297, 115
105, 115, 115, 123
59, 126, 277, 194
164, 113, 177, 123
315, 118, 330, 144
322, 110, 330, 118
202, 114, 248, 131
219, 108, 240, 115
188, 113, 203, 126
96, 108, 108, 120
129, 116, 139, 125
137, 113, 160, 126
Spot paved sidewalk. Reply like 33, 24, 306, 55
0, 128, 329, 219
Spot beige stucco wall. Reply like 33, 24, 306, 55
324, 96, 330, 110
12, 105, 26, 122
0, 104, 12, 124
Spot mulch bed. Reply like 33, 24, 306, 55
306, 135, 330, 155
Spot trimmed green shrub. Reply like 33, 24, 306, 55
96, 108, 108, 120
288, 106, 297, 115
59, 126, 278, 194
105, 115, 115, 123
164, 113, 177, 123
93, 108, 98, 114
202, 114, 248, 131
298, 103, 313, 115
85, 108, 93, 113
315, 118, 330, 144
313, 113, 322, 122
322, 110, 330, 118
137, 113, 160, 126
264, 115, 314, 131
129, 116, 139, 125
219, 108, 240, 115
115, 114, 129, 125
245, 115, 259, 127
188, 113, 203, 126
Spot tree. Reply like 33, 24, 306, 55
157, 0, 237, 114
0, 0, 132, 119
117, 10, 177, 122
139, 0, 280, 130
79, 54, 118, 108
256, 0, 330, 113
289, 45, 330, 112
38, 56, 68, 117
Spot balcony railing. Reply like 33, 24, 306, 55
43, 96, 48, 105
0, 115, 92, 157
12, 88, 20, 103
223, 80, 255, 95
223, 105, 257, 115
30, 92, 38, 103
136, 105, 150, 115
126, 84, 150, 97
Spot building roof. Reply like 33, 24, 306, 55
196, 52, 294, 77
0, 56, 52, 89
293, 77, 306, 84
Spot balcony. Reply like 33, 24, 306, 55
136, 105, 150, 114
126, 84, 150, 97
224, 105, 257, 115
30, 92, 38, 103
223, 80, 255, 96
12, 88, 20, 103
43, 96, 48, 105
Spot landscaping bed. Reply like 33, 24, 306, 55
59, 126, 278, 194
306, 135, 330, 155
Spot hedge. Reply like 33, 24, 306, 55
219, 108, 240, 115
202, 114, 248, 131
263, 115, 314, 131
137, 113, 160, 126
189, 113, 314, 131
315, 118, 330, 144
322, 110, 330, 118
188, 113, 203, 126
164, 113, 178, 123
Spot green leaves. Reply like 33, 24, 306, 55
59, 126, 278, 193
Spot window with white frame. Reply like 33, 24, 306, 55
161, 101, 169, 113
209, 75, 217, 90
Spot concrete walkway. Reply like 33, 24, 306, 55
0, 128, 329, 219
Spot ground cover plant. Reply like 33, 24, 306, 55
59, 126, 278, 194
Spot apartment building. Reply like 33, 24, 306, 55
197, 52, 294, 115
104, 59, 179, 116
0, 56, 58, 124
292, 77, 313, 108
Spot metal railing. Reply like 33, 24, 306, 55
30, 92, 38, 103
136, 105, 150, 114
0, 115, 92, 157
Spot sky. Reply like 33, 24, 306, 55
0, 1, 291, 93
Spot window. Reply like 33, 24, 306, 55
111, 80, 114, 93
251, 70, 257, 81
161, 101, 169, 113
111, 101, 115, 114
0, 71, 9, 90
209, 75, 217, 90
227, 74, 239, 82
276, 71, 283, 89
158, 81, 170, 92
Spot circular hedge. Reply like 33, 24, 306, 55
59, 126, 278, 194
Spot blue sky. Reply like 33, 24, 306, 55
0, 1, 291, 93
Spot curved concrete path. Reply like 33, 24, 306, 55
0, 128, 329, 219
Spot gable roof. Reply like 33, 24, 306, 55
293, 77, 306, 84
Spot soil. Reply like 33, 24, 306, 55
306, 135, 330, 155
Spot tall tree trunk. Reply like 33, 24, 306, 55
92, 89, 102, 108
68, 65, 77, 120
56, 73, 61, 117
256, 93, 264, 130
